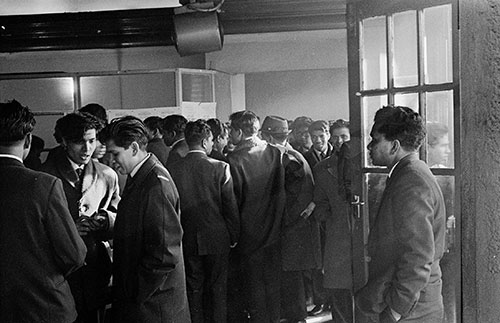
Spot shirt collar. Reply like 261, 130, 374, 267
388, 160, 400, 178
67, 157, 85, 171
187, 149, 206, 155
0, 154, 23, 163
170, 138, 184, 148
130, 153, 150, 178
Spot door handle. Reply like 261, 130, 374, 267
351, 194, 365, 219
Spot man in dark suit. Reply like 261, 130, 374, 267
227, 110, 286, 323
0, 100, 87, 323
42, 112, 120, 323
355, 106, 446, 322
103, 116, 190, 323
163, 114, 189, 167
260, 116, 321, 323
303, 119, 334, 316
144, 116, 170, 165
169, 119, 240, 323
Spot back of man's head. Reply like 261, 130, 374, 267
162, 115, 187, 135
229, 110, 260, 137
102, 116, 149, 150
374, 105, 426, 151
144, 116, 164, 139
185, 119, 212, 148
308, 120, 329, 134
56, 112, 103, 143
207, 118, 227, 139
79, 103, 108, 125
0, 100, 35, 146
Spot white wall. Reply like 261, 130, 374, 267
205, 29, 348, 122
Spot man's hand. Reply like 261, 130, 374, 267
75, 216, 91, 236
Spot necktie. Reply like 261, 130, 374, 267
75, 168, 83, 191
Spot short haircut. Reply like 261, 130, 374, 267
56, 112, 103, 143
308, 120, 329, 134
102, 116, 149, 150
374, 105, 426, 151
330, 119, 350, 133
162, 114, 187, 134
292, 116, 313, 131
427, 122, 449, 146
144, 116, 164, 132
229, 110, 260, 137
207, 118, 228, 139
0, 100, 35, 145
185, 119, 212, 147
79, 103, 108, 125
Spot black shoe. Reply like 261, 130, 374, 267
307, 304, 329, 316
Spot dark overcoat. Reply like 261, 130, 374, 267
42, 148, 120, 311
355, 154, 446, 320
281, 145, 322, 271
112, 154, 190, 323
313, 153, 353, 289
227, 137, 286, 255
147, 137, 170, 166
169, 151, 239, 256
0, 157, 86, 323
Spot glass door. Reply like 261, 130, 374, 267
346, 1, 460, 322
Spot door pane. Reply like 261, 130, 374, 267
435, 175, 458, 323
423, 5, 453, 84
365, 173, 388, 226
362, 95, 388, 167
426, 90, 454, 168
361, 16, 387, 90
393, 11, 418, 87
394, 92, 419, 111
0, 78, 74, 112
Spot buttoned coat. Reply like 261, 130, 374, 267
313, 153, 353, 289
227, 137, 286, 255
281, 145, 322, 271
112, 154, 190, 323
169, 151, 239, 256
303, 142, 334, 169
0, 157, 86, 323
355, 154, 446, 320
42, 148, 120, 311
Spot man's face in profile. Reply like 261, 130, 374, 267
367, 127, 393, 167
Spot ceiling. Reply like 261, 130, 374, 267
0, 0, 346, 53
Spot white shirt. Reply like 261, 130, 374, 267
0, 154, 23, 163
130, 153, 150, 178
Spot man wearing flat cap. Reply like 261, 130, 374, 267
261, 116, 322, 323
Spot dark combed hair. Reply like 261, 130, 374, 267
291, 116, 313, 131
207, 118, 228, 139
427, 122, 449, 147
0, 100, 35, 145
56, 112, 103, 143
162, 114, 187, 134
374, 105, 426, 151
308, 120, 329, 134
330, 119, 350, 133
229, 110, 260, 136
101, 116, 149, 150
144, 116, 164, 132
185, 119, 212, 147
79, 103, 108, 125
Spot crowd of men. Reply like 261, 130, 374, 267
0, 99, 447, 323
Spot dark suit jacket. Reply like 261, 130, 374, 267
303, 143, 334, 169
0, 157, 86, 323
227, 137, 286, 255
280, 144, 322, 271
355, 154, 446, 320
166, 138, 189, 169
169, 151, 239, 256
112, 154, 190, 323
147, 137, 170, 166
42, 148, 120, 311
313, 153, 353, 289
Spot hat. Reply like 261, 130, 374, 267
260, 116, 291, 135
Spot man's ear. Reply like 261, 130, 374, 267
131, 142, 139, 156
24, 133, 32, 150
390, 139, 401, 154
